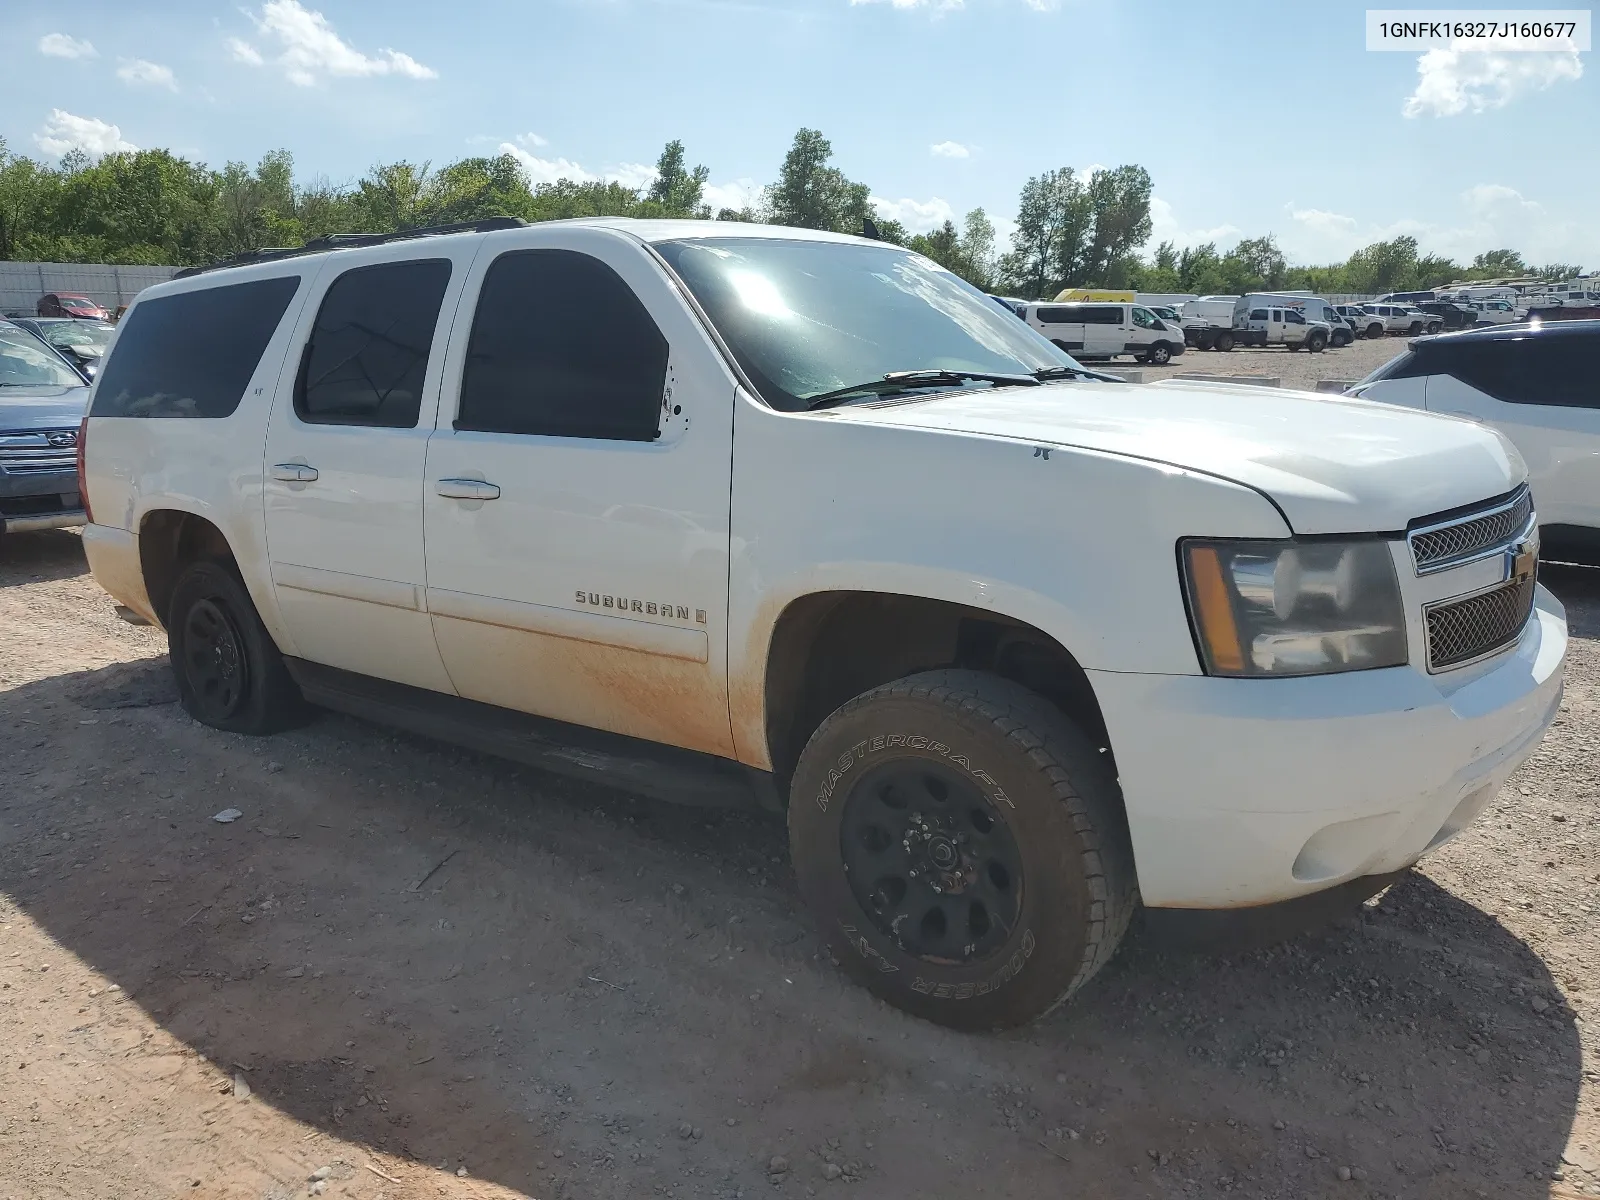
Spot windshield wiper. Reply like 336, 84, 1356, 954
1032, 364, 1124, 383
804, 369, 1040, 412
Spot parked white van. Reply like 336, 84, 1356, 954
1022, 301, 1186, 364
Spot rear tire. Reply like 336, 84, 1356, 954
789, 670, 1137, 1031
1307, 330, 1327, 353
1366, 323, 1385, 339
168, 560, 305, 735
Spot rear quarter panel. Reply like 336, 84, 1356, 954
84, 265, 320, 643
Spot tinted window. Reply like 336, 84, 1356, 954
1034, 307, 1076, 324
1442, 334, 1600, 408
1285, 310, 1306, 324
1083, 306, 1123, 325
92, 276, 300, 418
1250, 309, 1268, 321
295, 260, 451, 428
457, 250, 666, 441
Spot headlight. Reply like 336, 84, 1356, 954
1181, 539, 1407, 677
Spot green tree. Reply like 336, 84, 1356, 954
1081, 165, 1154, 284
1466, 248, 1528, 279
765, 128, 872, 234
999, 167, 1089, 298
1534, 261, 1584, 281
645, 139, 710, 219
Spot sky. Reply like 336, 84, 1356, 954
3, 0, 1595, 270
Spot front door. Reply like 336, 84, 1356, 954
262, 245, 476, 693
422, 227, 736, 756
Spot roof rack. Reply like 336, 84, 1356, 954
173, 216, 529, 279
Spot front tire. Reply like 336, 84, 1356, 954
788, 670, 1136, 1030
168, 560, 304, 734
1213, 331, 1235, 352
1147, 342, 1173, 365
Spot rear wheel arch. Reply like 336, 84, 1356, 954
760, 591, 1114, 793
137, 509, 238, 629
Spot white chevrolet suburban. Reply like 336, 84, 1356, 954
78, 218, 1567, 1030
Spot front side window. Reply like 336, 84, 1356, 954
296, 259, 452, 428
457, 249, 667, 441
1132, 306, 1158, 329
653, 237, 1078, 412
0, 326, 87, 388
1286, 310, 1306, 324
90, 275, 301, 418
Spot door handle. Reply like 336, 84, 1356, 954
435, 478, 501, 501
270, 463, 319, 483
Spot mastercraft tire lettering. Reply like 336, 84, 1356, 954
789, 670, 1137, 1030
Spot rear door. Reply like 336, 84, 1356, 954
1424, 333, 1600, 528
262, 243, 477, 693
421, 226, 737, 756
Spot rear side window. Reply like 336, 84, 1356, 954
456, 249, 667, 442
1034, 307, 1074, 324
91, 276, 300, 418
1443, 335, 1600, 408
1083, 306, 1122, 325
295, 259, 452, 429
1250, 309, 1268, 320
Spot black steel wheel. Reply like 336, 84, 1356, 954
181, 596, 250, 723
168, 559, 305, 734
839, 759, 1024, 965
789, 670, 1137, 1030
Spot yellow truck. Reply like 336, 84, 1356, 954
1052, 288, 1136, 303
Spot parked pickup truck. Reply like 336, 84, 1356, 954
79, 218, 1567, 1030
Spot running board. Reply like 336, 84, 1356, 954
284, 659, 780, 812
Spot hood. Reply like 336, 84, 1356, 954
822, 379, 1522, 535
0, 384, 91, 430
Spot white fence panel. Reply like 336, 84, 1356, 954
0, 261, 179, 314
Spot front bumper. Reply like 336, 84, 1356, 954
1089, 585, 1566, 909
0, 466, 84, 533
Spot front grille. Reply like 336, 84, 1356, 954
0, 428, 79, 474
1425, 577, 1536, 671
1409, 487, 1533, 574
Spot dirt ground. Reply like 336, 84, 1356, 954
1127, 330, 1407, 390
1, 529, 1596, 1200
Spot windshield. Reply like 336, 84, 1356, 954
0, 328, 87, 387
59, 297, 100, 311
43, 322, 113, 349
653, 237, 1082, 411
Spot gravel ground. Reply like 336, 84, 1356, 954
1121, 333, 1408, 391
1, 530, 1596, 1200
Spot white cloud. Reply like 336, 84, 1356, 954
930, 140, 969, 159
512, 132, 548, 149
1278, 184, 1592, 267
870, 195, 956, 234
849, 0, 964, 9
39, 33, 97, 59
608, 162, 659, 190
500, 144, 596, 186
34, 110, 137, 158
703, 178, 760, 214
232, 0, 437, 86
227, 37, 264, 66
1147, 196, 1240, 250
117, 59, 178, 90
1403, 46, 1582, 117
